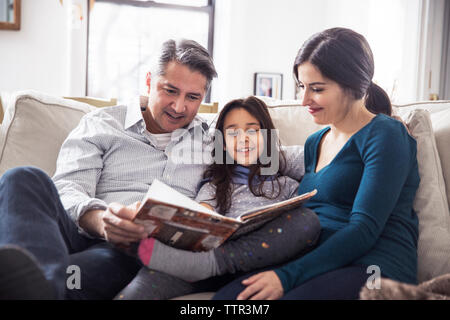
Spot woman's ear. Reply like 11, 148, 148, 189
146, 72, 151, 94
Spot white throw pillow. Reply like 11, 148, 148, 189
429, 108, 450, 209
0, 91, 95, 177
401, 109, 450, 282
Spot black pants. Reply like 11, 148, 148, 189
0, 166, 142, 299
213, 265, 372, 300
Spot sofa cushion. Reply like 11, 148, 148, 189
394, 100, 450, 209
0, 91, 95, 177
430, 108, 450, 209
400, 109, 450, 282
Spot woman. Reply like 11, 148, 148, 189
213, 27, 420, 300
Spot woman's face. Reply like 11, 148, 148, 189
296, 62, 353, 125
223, 108, 264, 166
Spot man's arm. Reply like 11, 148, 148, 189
53, 114, 108, 237
53, 114, 146, 244
79, 209, 105, 239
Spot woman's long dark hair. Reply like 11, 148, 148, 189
293, 27, 392, 116
203, 96, 286, 214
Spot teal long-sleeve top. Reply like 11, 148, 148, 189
274, 114, 420, 292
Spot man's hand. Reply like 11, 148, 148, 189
80, 201, 148, 245
237, 271, 284, 300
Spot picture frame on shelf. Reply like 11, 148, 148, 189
254, 72, 283, 99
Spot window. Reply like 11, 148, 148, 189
87, 0, 214, 103
365, 0, 421, 104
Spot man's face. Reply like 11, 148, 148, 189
145, 61, 207, 134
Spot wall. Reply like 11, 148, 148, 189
211, 0, 424, 106
0, 0, 444, 105
212, 0, 329, 106
0, 0, 87, 96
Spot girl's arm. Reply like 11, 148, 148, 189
194, 182, 218, 210
279, 145, 305, 181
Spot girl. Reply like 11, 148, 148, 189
116, 96, 320, 300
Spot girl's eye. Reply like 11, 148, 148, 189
226, 131, 239, 137
246, 129, 259, 135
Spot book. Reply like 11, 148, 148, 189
132, 179, 317, 251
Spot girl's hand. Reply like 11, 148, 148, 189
237, 271, 284, 300
392, 115, 411, 135
199, 202, 214, 211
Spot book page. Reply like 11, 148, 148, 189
145, 179, 224, 218
238, 189, 317, 221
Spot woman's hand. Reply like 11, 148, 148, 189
237, 271, 284, 300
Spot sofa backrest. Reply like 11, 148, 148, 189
0, 91, 96, 176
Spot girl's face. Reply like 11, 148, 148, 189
296, 62, 354, 125
223, 108, 264, 167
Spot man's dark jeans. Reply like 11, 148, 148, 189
0, 166, 141, 299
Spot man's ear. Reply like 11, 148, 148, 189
146, 72, 151, 94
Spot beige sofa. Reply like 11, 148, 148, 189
1, 90, 450, 300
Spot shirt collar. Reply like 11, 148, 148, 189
124, 97, 145, 131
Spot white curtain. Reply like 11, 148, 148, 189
416, 0, 447, 102
364, 0, 422, 104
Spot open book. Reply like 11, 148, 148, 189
132, 179, 317, 251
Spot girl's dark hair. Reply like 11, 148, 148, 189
203, 96, 286, 214
293, 27, 391, 116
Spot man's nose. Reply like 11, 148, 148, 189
173, 97, 186, 113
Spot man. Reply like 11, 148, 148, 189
0, 39, 218, 299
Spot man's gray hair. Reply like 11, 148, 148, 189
152, 39, 217, 90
